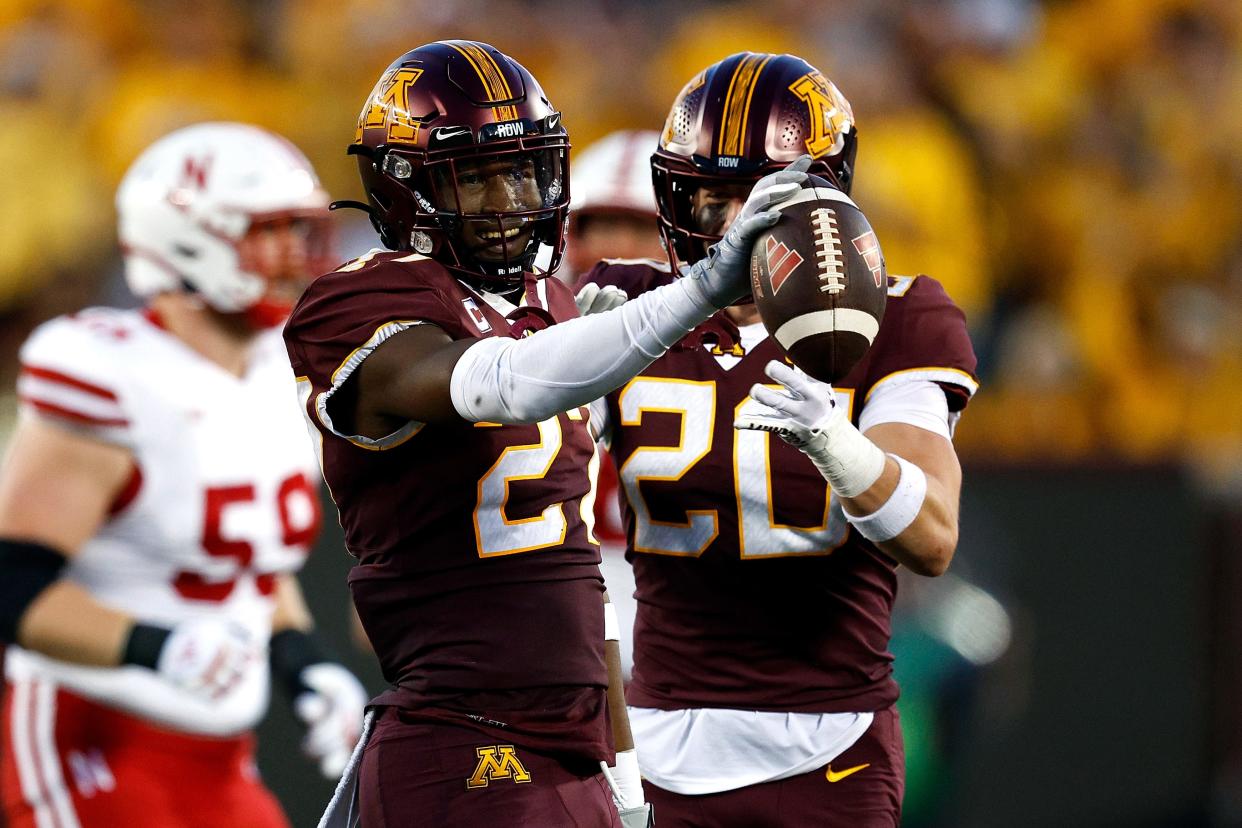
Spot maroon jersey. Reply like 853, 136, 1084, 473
580, 260, 977, 714
284, 251, 611, 762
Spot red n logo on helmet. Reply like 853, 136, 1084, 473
181, 155, 213, 191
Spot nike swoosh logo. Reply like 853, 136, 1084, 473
825, 763, 869, 783
433, 127, 471, 140
547, 113, 561, 130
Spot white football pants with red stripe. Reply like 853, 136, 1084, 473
1, 679, 290, 828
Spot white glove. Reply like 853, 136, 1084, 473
680, 155, 812, 308
735, 359, 886, 497
156, 618, 261, 702
619, 803, 655, 827
574, 283, 628, 315
735, 359, 840, 448
293, 662, 368, 779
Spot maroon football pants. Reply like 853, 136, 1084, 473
358, 706, 621, 827
642, 705, 904, 828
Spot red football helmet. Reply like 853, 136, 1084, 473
348, 40, 569, 288
652, 52, 857, 271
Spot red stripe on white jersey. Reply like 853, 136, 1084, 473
9, 679, 80, 828
107, 462, 144, 516
18, 397, 129, 429
19, 366, 118, 401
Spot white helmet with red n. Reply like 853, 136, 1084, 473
570, 129, 660, 223
116, 122, 332, 318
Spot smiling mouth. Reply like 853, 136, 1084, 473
478, 226, 525, 242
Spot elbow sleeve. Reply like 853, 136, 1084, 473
0, 539, 67, 642
449, 277, 717, 424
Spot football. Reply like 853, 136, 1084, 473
749, 175, 887, 383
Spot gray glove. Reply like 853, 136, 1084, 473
681, 155, 813, 308
619, 803, 655, 827
574, 282, 628, 315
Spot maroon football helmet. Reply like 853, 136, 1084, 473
348, 40, 569, 288
652, 52, 858, 271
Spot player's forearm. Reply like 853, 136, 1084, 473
270, 572, 314, 634
17, 579, 134, 666
450, 274, 718, 424
603, 598, 635, 752
840, 458, 958, 577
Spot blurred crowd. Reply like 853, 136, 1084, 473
1, 0, 1240, 492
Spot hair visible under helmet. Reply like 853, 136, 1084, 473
652, 52, 857, 271
116, 122, 332, 315
348, 40, 570, 289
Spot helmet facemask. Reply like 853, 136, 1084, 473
652, 155, 847, 273
364, 136, 568, 291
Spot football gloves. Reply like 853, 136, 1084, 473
293, 662, 368, 779
680, 155, 812, 308
155, 618, 261, 702
735, 359, 840, 448
735, 359, 886, 498
574, 282, 628, 315
619, 803, 656, 827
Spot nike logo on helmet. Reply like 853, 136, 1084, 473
433, 126, 472, 141
546, 113, 561, 131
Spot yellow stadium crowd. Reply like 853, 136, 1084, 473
1, 0, 1239, 487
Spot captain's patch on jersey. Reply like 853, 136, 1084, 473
462, 298, 492, 333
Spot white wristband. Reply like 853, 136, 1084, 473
843, 454, 927, 543
802, 413, 887, 498
604, 602, 620, 642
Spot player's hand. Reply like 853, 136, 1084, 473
156, 618, 261, 701
619, 803, 655, 827
575, 283, 628, 315
293, 662, 368, 779
734, 359, 840, 451
682, 155, 812, 307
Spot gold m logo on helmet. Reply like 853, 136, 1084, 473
789, 72, 854, 159
466, 745, 532, 789
356, 67, 425, 144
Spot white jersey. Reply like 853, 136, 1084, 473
6, 308, 321, 736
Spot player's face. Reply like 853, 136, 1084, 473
434, 155, 544, 262
567, 212, 664, 275
233, 213, 331, 328
237, 215, 323, 298
691, 182, 751, 236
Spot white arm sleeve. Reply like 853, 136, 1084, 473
859, 379, 955, 440
450, 276, 716, 424
588, 397, 612, 447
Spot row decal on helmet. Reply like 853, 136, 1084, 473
718, 53, 772, 158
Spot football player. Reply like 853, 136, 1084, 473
0, 122, 368, 827
576, 53, 979, 826
566, 129, 666, 284
282, 41, 809, 827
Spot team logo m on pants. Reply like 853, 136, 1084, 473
466, 745, 532, 788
